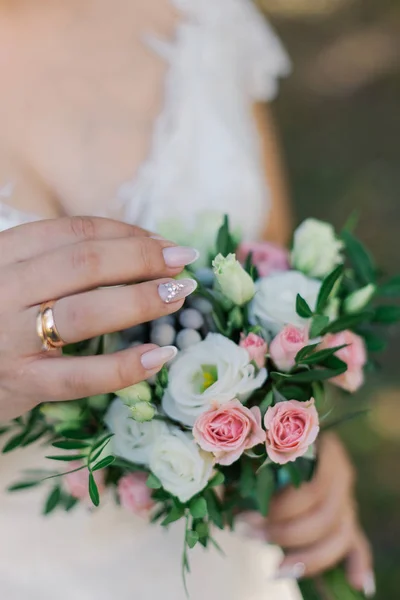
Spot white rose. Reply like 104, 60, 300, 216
251, 271, 321, 337
162, 333, 267, 426
291, 218, 344, 278
104, 399, 168, 465
212, 253, 255, 306
149, 429, 214, 503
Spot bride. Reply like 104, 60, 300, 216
0, 1, 373, 598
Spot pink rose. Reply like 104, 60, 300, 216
319, 330, 367, 393
264, 399, 319, 465
239, 332, 268, 368
193, 399, 265, 466
64, 462, 106, 502
270, 325, 309, 372
118, 472, 155, 517
237, 241, 289, 278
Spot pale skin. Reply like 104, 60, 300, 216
0, 0, 372, 591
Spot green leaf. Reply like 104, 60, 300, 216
0, 426, 10, 436
322, 409, 370, 431
185, 530, 200, 549
43, 486, 61, 515
342, 210, 360, 234
91, 433, 114, 453
59, 430, 93, 440
52, 440, 90, 450
189, 497, 208, 519
273, 388, 288, 404
295, 343, 319, 363
296, 294, 313, 319
285, 462, 303, 488
195, 521, 209, 539
341, 230, 376, 285
8, 480, 41, 492
259, 391, 274, 415
64, 496, 79, 512
216, 215, 237, 256
255, 466, 274, 517
379, 275, 400, 297
20, 429, 48, 447
280, 385, 312, 402
45, 454, 87, 462
272, 365, 347, 384
322, 311, 372, 334
316, 265, 344, 313
2, 432, 27, 453
204, 490, 224, 529
372, 305, 400, 324
146, 473, 162, 489
298, 345, 348, 366
207, 472, 225, 488
239, 460, 256, 498
310, 315, 330, 338
161, 505, 185, 526
361, 331, 388, 353
88, 472, 100, 507
91, 455, 115, 471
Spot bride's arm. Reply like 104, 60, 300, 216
253, 102, 293, 245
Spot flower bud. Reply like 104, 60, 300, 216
87, 394, 110, 410
116, 382, 152, 407
291, 219, 344, 279
40, 402, 83, 423
344, 284, 376, 314
212, 253, 255, 306
130, 402, 156, 423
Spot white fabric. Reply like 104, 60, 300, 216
0, 2, 298, 599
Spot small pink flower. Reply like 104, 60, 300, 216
319, 330, 367, 393
118, 472, 155, 517
193, 399, 265, 466
64, 462, 106, 502
270, 325, 309, 372
264, 399, 319, 465
237, 241, 289, 278
239, 333, 268, 368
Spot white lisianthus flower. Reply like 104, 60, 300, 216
162, 333, 267, 426
291, 219, 344, 278
251, 271, 321, 337
149, 429, 214, 503
212, 253, 255, 306
104, 399, 168, 464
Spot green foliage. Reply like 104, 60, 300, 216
341, 230, 376, 285
316, 265, 344, 313
296, 294, 313, 318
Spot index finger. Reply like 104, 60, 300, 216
0, 216, 156, 266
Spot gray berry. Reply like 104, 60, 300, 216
196, 267, 215, 287
150, 323, 176, 346
179, 308, 204, 330
190, 296, 213, 315
176, 328, 202, 350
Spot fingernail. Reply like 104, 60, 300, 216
163, 246, 200, 268
273, 562, 306, 581
363, 572, 376, 598
158, 279, 198, 304
141, 346, 178, 370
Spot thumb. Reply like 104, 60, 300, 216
345, 528, 375, 598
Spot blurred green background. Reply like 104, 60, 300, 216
263, 0, 400, 597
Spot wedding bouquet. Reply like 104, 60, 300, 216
3, 215, 400, 599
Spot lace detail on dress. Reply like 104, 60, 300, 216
120, 0, 291, 240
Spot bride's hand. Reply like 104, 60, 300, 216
240, 434, 375, 597
0, 216, 198, 421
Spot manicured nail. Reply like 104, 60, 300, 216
163, 246, 200, 268
363, 572, 376, 598
158, 279, 197, 304
141, 346, 178, 370
273, 562, 306, 581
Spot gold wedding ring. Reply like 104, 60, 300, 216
36, 301, 66, 351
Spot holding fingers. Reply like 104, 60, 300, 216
0, 217, 199, 421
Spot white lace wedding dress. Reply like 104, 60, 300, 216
0, 1, 302, 598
